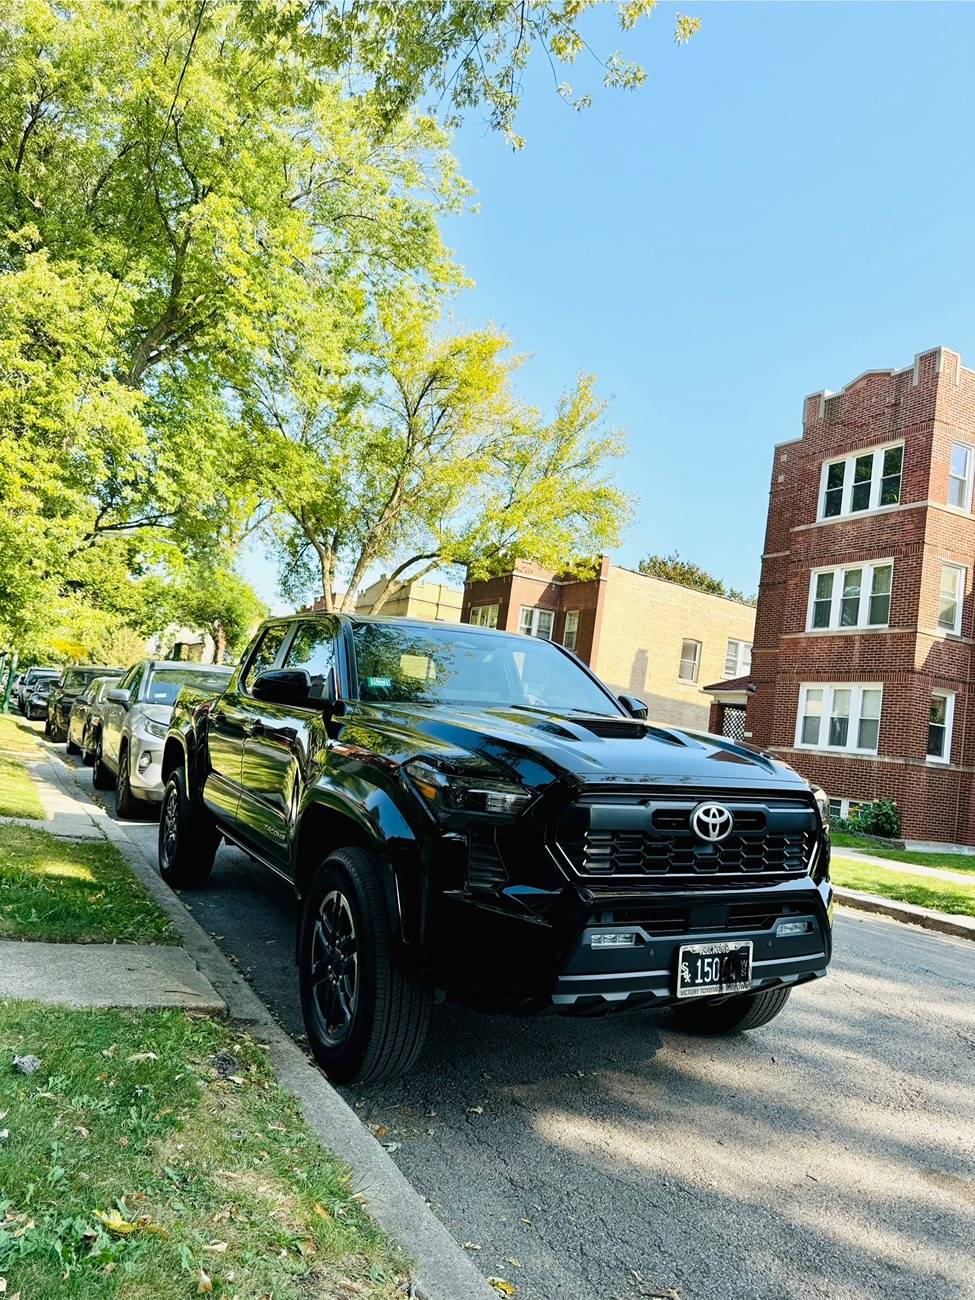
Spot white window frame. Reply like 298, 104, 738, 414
678, 638, 702, 683
562, 609, 580, 652
937, 563, 965, 637
795, 682, 883, 755
948, 443, 975, 512
518, 605, 554, 640
817, 440, 904, 522
827, 796, 871, 823
927, 689, 955, 765
806, 559, 894, 631
468, 603, 499, 629
723, 638, 752, 677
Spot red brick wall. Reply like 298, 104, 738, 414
749, 347, 975, 843
462, 558, 609, 662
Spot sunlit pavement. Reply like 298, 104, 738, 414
47, 722, 975, 1300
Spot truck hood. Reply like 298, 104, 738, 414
342, 702, 806, 794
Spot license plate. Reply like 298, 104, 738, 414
677, 941, 753, 999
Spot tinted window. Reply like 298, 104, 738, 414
64, 668, 109, 690
283, 619, 338, 697
144, 668, 232, 706
120, 663, 144, 694
351, 623, 619, 715
241, 625, 289, 691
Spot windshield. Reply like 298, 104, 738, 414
351, 624, 621, 715
144, 667, 231, 706
64, 667, 118, 690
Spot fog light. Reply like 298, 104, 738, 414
591, 932, 638, 948
775, 919, 813, 937
137, 751, 157, 774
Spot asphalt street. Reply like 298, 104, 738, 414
51, 732, 975, 1300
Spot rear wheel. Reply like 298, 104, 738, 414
671, 986, 792, 1035
158, 769, 220, 888
81, 726, 95, 765
66, 731, 79, 755
115, 744, 138, 818
299, 847, 432, 1084
92, 735, 113, 789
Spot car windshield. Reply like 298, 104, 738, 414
144, 667, 231, 705
351, 623, 621, 715
64, 668, 115, 690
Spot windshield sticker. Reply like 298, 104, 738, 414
365, 676, 394, 688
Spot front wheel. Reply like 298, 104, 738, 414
158, 769, 220, 888
671, 986, 792, 1035
299, 847, 432, 1084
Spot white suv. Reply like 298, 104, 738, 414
93, 660, 232, 817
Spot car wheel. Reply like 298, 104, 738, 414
66, 731, 80, 755
43, 715, 52, 737
92, 735, 113, 790
81, 727, 95, 765
158, 770, 220, 888
299, 847, 432, 1085
114, 745, 139, 818
671, 986, 792, 1035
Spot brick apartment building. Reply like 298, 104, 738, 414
463, 557, 755, 729
748, 345, 975, 847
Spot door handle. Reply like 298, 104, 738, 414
212, 710, 225, 726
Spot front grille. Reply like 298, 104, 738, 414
466, 827, 507, 892
591, 897, 802, 935
555, 795, 816, 884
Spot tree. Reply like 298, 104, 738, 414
246, 293, 631, 612
638, 552, 756, 605
166, 565, 267, 662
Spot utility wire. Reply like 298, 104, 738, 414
79, 0, 210, 407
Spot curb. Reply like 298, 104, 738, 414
834, 886, 975, 942
31, 735, 498, 1300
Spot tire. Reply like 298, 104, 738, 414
81, 727, 95, 765
299, 847, 432, 1085
157, 769, 220, 888
672, 986, 792, 1035
66, 733, 79, 755
92, 735, 113, 790
43, 715, 52, 737
114, 744, 139, 818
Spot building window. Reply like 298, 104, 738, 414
818, 443, 903, 520
927, 691, 955, 763
723, 638, 752, 677
469, 604, 499, 629
678, 638, 702, 683
807, 561, 893, 631
518, 606, 554, 640
563, 610, 580, 651
827, 797, 871, 823
948, 444, 974, 511
795, 683, 883, 754
938, 564, 965, 636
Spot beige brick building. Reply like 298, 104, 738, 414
463, 557, 756, 729
355, 576, 463, 622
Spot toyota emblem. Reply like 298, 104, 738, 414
690, 802, 734, 843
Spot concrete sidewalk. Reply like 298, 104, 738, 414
0, 940, 226, 1010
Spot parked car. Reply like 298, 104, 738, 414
16, 667, 58, 714
25, 675, 58, 721
47, 666, 123, 743
67, 675, 120, 760
161, 614, 834, 1085
94, 660, 233, 816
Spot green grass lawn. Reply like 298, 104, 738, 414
831, 856, 975, 918
0, 1002, 407, 1299
0, 711, 43, 756
0, 751, 44, 819
0, 823, 175, 944
831, 829, 975, 875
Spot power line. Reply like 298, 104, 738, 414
80, 0, 210, 406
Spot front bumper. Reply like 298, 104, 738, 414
128, 733, 165, 801
553, 879, 833, 1010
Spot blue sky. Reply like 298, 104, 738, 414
242, 1, 975, 608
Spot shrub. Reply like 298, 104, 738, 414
832, 799, 901, 839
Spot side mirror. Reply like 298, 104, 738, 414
106, 688, 130, 706
618, 693, 649, 720
251, 668, 312, 705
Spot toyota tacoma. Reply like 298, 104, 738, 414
161, 614, 833, 1084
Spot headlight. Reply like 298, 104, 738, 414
143, 719, 168, 740
404, 758, 531, 819
810, 783, 830, 827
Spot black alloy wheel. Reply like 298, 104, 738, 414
309, 889, 360, 1048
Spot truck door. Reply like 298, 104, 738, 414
204, 624, 290, 827
237, 617, 339, 875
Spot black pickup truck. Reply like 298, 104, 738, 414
161, 613, 833, 1083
